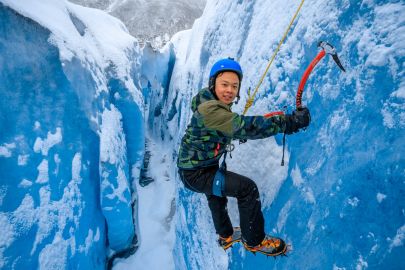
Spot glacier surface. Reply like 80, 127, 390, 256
151, 0, 405, 269
0, 0, 146, 268
0, 0, 404, 269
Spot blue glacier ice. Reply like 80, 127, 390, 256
1, 0, 404, 269
155, 1, 405, 269
0, 1, 145, 269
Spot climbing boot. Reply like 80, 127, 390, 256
243, 234, 288, 256
218, 227, 242, 250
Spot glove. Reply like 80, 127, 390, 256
284, 107, 311, 135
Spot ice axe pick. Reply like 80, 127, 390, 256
296, 41, 346, 108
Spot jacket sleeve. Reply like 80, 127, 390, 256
198, 100, 286, 140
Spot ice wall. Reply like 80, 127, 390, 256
154, 0, 405, 269
0, 1, 144, 268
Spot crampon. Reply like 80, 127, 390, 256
243, 235, 291, 257
218, 227, 242, 250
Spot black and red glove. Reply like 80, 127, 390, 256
284, 107, 311, 135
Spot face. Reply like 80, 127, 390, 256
214, 72, 240, 104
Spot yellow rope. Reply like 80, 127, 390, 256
242, 0, 305, 115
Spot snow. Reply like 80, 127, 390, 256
36, 160, 49, 184
389, 224, 405, 250
148, 0, 405, 269
99, 104, 135, 251
391, 80, 405, 99
376, 193, 386, 203
70, 0, 206, 49
1, 0, 404, 269
291, 165, 304, 187
0, 142, 15, 158
18, 154, 29, 166
0, 0, 142, 267
356, 255, 368, 270
99, 105, 126, 165
2, 0, 143, 107
18, 179, 33, 188
38, 232, 70, 270
79, 228, 100, 254
114, 140, 176, 269
347, 197, 360, 208
33, 128, 62, 156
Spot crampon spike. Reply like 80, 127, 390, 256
282, 244, 292, 256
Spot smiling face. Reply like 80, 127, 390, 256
214, 71, 240, 105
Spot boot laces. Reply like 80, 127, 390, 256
261, 236, 281, 248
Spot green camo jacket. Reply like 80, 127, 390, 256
177, 88, 287, 169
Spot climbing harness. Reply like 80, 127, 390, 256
243, 0, 305, 115
212, 155, 226, 197
212, 143, 235, 197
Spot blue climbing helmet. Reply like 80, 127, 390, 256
209, 57, 243, 103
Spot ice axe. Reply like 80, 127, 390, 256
296, 41, 346, 109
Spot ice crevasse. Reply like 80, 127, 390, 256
0, 0, 151, 269
1, 0, 405, 270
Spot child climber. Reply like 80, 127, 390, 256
177, 58, 310, 256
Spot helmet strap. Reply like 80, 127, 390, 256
209, 76, 219, 100
235, 93, 240, 104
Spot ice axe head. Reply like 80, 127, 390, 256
318, 41, 346, 72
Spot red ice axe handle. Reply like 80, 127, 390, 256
296, 41, 346, 109
296, 50, 326, 109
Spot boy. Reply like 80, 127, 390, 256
177, 58, 310, 255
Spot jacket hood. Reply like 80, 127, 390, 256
191, 88, 216, 112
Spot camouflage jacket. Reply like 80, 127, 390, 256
177, 88, 287, 170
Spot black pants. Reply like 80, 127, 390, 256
179, 166, 265, 246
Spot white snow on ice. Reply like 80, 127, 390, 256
376, 192, 387, 203
0, 142, 15, 158
33, 128, 62, 156
114, 139, 176, 270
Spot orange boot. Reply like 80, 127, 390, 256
218, 227, 241, 250
243, 235, 288, 256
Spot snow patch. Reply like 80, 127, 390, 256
0, 186, 6, 205
347, 197, 360, 207
276, 200, 292, 233
36, 160, 49, 184
391, 81, 405, 99
54, 154, 61, 175
38, 232, 69, 270
31, 153, 84, 255
0, 142, 16, 158
389, 224, 405, 251
34, 121, 41, 130
0, 213, 15, 269
18, 179, 33, 188
18, 154, 29, 166
291, 165, 304, 187
376, 193, 387, 203
114, 139, 176, 270
291, 165, 315, 204
78, 228, 100, 255
33, 128, 62, 156
333, 264, 346, 270
99, 105, 126, 165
